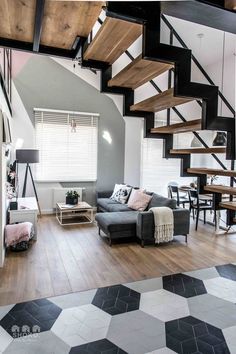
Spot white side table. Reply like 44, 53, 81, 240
8, 197, 39, 240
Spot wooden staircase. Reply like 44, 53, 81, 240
81, 2, 236, 223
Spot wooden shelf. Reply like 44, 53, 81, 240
219, 201, 236, 211
108, 55, 174, 89
130, 88, 195, 113
187, 168, 236, 177
151, 119, 201, 134
204, 185, 236, 195
83, 17, 142, 64
170, 147, 226, 154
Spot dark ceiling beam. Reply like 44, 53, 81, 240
33, 0, 45, 52
0, 37, 75, 59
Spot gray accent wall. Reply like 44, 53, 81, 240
13, 55, 125, 206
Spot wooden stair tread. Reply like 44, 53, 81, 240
83, 17, 142, 64
187, 168, 236, 177
151, 119, 202, 134
130, 88, 195, 113
219, 201, 236, 211
108, 55, 174, 89
170, 147, 226, 154
204, 185, 236, 195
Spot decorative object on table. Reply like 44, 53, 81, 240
16, 149, 41, 216
208, 175, 219, 185
65, 190, 79, 205
212, 132, 227, 146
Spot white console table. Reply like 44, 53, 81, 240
8, 197, 39, 240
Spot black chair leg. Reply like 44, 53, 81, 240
195, 210, 199, 231
204, 210, 206, 224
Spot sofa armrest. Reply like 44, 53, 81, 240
96, 190, 113, 199
136, 208, 190, 241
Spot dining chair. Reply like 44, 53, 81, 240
188, 190, 215, 231
168, 185, 190, 208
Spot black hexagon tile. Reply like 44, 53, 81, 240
216, 264, 236, 281
92, 284, 140, 315
163, 273, 207, 298
0, 298, 62, 337
166, 316, 230, 354
69, 339, 127, 354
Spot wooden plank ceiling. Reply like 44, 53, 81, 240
0, 0, 104, 50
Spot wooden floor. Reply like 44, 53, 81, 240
0, 215, 236, 306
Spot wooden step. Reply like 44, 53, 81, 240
219, 201, 236, 211
187, 168, 236, 177
130, 88, 195, 113
151, 119, 202, 134
83, 17, 142, 64
170, 147, 226, 154
204, 185, 236, 195
108, 55, 174, 89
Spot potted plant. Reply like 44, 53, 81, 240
66, 190, 79, 205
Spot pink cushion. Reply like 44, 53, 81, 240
128, 189, 152, 211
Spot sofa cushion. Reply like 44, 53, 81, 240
95, 211, 139, 233
106, 203, 133, 212
148, 193, 177, 209
128, 189, 152, 211
111, 185, 132, 204
97, 198, 118, 210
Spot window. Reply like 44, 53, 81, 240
35, 109, 98, 181
140, 123, 193, 195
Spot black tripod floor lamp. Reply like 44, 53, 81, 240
16, 149, 41, 216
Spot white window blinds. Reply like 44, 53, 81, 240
35, 109, 98, 182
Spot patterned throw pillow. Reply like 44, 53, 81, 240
110, 185, 132, 204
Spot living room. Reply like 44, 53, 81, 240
0, 1, 236, 353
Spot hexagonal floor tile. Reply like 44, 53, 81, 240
184, 267, 219, 281
0, 299, 62, 337
216, 264, 236, 281
188, 293, 236, 329
140, 289, 189, 322
146, 348, 176, 354
49, 289, 97, 309
204, 277, 236, 303
3, 330, 70, 354
223, 325, 236, 354
69, 338, 127, 353
107, 310, 165, 354
51, 304, 111, 347
124, 277, 163, 293
0, 326, 13, 353
166, 316, 230, 354
92, 284, 140, 315
163, 273, 207, 298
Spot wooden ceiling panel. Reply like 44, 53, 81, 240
40, 1, 103, 49
0, 0, 36, 42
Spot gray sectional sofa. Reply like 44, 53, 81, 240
95, 189, 190, 247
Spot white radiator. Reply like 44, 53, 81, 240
53, 188, 83, 206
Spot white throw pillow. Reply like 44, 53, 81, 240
110, 184, 125, 199
111, 185, 132, 204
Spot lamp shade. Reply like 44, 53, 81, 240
16, 149, 39, 164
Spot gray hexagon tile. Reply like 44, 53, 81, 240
0, 326, 13, 353
146, 348, 176, 353
223, 325, 236, 354
184, 267, 220, 280
124, 277, 163, 293
188, 293, 236, 329
49, 289, 97, 309
204, 277, 236, 303
51, 304, 111, 347
140, 289, 189, 322
216, 264, 236, 281
107, 310, 165, 354
3, 330, 70, 354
